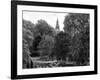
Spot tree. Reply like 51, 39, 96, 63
33, 19, 56, 37
71, 32, 82, 62
37, 35, 55, 56
23, 19, 34, 46
22, 19, 34, 68
78, 27, 89, 65
63, 13, 90, 65
71, 27, 89, 65
23, 39, 33, 68
29, 33, 42, 57
52, 31, 71, 60
29, 19, 56, 57
63, 13, 89, 37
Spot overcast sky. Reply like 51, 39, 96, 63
23, 11, 68, 31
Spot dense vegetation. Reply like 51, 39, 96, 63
23, 13, 90, 68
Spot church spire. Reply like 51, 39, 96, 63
55, 18, 60, 33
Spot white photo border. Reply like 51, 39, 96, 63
17, 5, 95, 75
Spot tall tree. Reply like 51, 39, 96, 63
78, 26, 89, 65
63, 13, 90, 65
29, 19, 56, 57
37, 35, 55, 56
33, 19, 56, 37
22, 19, 34, 68
71, 25, 89, 65
52, 31, 71, 60
63, 13, 89, 37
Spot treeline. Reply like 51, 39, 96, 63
23, 13, 89, 68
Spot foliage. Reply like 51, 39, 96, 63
52, 31, 71, 60
23, 20, 34, 46
63, 13, 90, 65
22, 20, 34, 68
33, 19, 56, 37
29, 19, 56, 57
63, 13, 89, 36
23, 39, 32, 68
78, 27, 89, 65
71, 27, 89, 65
37, 35, 55, 56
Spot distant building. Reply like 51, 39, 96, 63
55, 18, 60, 33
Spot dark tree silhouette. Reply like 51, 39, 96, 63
29, 33, 42, 57
52, 31, 71, 61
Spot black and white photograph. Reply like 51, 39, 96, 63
11, 1, 97, 79
22, 11, 90, 69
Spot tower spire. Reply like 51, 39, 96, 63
55, 18, 60, 33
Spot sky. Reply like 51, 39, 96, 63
23, 11, 68, 31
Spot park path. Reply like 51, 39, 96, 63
30, 56, 57, 64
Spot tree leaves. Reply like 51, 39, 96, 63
52, 31, 71, 60
23, 19, 34, 68
37, 35, 55, 56
64, 13, 89, 37
63, 13, 90, 65
33, 19, 56, 37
